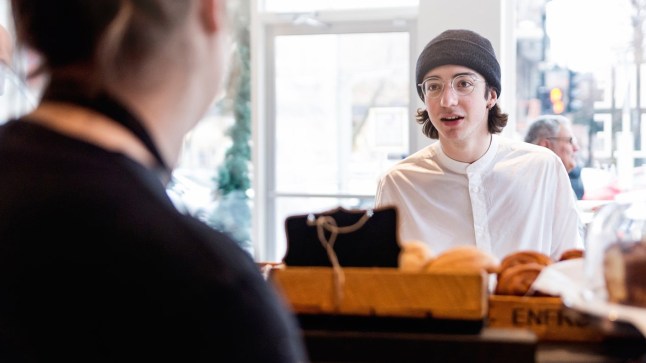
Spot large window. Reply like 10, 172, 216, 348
514, 0, 643, 211
258, 10, 416, 261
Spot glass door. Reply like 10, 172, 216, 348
263, 18, 415, 260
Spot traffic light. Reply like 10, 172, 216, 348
538, 86, 551, 114
568, 71, 581, 113
541, 67, 570, 115
549, 87, 565, 114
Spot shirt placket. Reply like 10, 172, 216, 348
467, 171, 492, 254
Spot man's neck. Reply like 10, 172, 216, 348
440, 133, 493, 164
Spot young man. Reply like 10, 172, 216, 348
525, 115, 584, 199
375, 29, 584, 261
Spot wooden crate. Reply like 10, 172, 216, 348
488, 295, 605, 342
269, 267, 487, 320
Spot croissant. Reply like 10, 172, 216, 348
498, 250, 552, 275
495, 262, 545, 296
558, 249, 584, 261
424, 245, 499, 273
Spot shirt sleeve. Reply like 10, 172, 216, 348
374, 175, 390, 208
550, 159, 586, 259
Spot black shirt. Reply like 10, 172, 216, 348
568, 164, 585, 200
0, 119, 307, 362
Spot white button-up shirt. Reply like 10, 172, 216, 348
375, 134, 584, 261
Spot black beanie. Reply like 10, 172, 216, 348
415, 29, 501, 101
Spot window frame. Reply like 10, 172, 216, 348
252, 7, 418, 261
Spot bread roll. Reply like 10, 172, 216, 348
424, 245, 499, 273
398, 240, 433, 272
495, 262, 545, 296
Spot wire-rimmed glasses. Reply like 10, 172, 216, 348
547, 136, 576, 145
418, 74, 483, 99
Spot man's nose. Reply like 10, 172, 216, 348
439, 85, 458, 107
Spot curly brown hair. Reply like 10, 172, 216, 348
415, 85, 508, 139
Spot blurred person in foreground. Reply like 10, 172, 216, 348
0, 24, 12, 66
0, 1, 307, 362
0, 23, 14, 98
524, 115, 584, 199
375, 29, 583, 261
0, 23, 36, 122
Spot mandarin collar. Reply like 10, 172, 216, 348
435, 134, 499, 174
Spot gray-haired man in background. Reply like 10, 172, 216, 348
525, 115, 584, 199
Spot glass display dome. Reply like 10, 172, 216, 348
584, 190, 646, 307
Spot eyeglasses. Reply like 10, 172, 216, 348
418, 74, 483, 99
547, 136, 575, 145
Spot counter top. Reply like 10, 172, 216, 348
302, 326, 646, 363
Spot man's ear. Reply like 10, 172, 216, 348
200, 0, 221, 32
485, 88, 497, 109
537, 139, 551, 148
488, 88, 498, 104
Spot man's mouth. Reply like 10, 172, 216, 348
440, 115, 464, 122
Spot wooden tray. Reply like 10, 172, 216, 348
269, 267, 487, 320
487, 295, 605, 342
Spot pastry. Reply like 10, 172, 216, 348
424, 245, 499, 273
558, 249, 584, 261
495, 262, 545, 296
498, 250, 552, 277
398, 240, 433, 272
